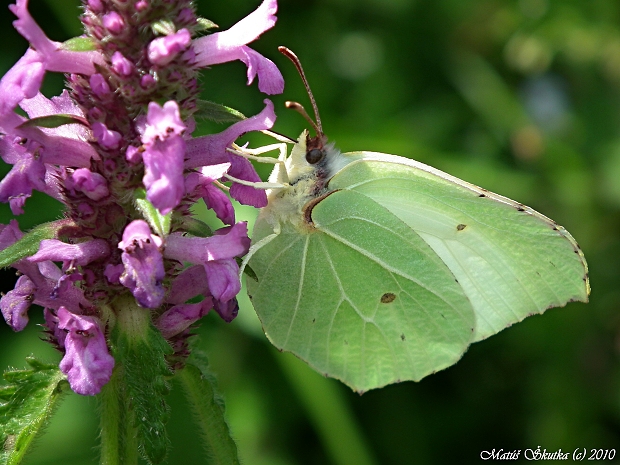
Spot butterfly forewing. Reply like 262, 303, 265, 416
329, 153, 589, 342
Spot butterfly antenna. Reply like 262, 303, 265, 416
284, 101, 320, 134
278, 46, 324, 136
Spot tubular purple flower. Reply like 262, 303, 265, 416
214, 297, 239, 323
142, 101, 186, 214
0, 49, 44, 115
165, 222, 249, 264
87, 0, 103, 13
67, 168, 109, 201
111, 51, 133, 76
156, 298, 213, 339
57, 306, 114, 396
92, 122, 122, 150
167, 265, 210, 304
118, 220, 166, 308
204, 258, 241, 302
43, 308, 66, 349
0, 150, 46, 215
12, 92, 99, 168
0, 275, 36, 332
143, 137, 186, 214
102, 12, 124, 35
185, 99, 276, 207
164, 223, 249, 308
90, 74, 111, 98
140, 74, 156, 90
20, 262, 91, 315
143, 101, 186, 143
19, 91, 89, 137
191, 0, 284, 95
148, 29, 191, 66
185, 163, 235, 225
104, 263, 124, 284
29, 239, 110, 266
10, 0, 103, 75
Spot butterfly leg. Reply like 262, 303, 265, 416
239, 225, 281, 280
228, 142, 288, 165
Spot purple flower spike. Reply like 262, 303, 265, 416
156, 298, 213, 339
0, 275, 36, 332
148, 29, 191, 67
10, 0, 103, 75
118, 220, 165, 308
29, 238, 110, 266
57, 306, 114, 396
191, 0, 284, 95
141, 101, 186, 214
185, 100, 276, 207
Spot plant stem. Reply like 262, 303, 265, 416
177, 363, 240, 465
99, 369, 120, 465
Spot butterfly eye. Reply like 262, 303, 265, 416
306, 148, 325, 165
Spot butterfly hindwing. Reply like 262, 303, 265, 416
248, 187, 475, 391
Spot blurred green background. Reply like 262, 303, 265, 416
1, 0, 619, 463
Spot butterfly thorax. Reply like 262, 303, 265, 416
260, 130, 345, 234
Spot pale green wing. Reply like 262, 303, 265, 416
329, 152, 589, 342
247, 189, 475, 392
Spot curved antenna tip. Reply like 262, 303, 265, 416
278, 46, 323, 136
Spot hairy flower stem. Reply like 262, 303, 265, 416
98, 369, 121, 465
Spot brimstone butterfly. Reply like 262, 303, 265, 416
244, 47, 589, 393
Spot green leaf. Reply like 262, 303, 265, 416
177, 361, 240, 465
134, 188, 171, 237
16, 114, 89, 130
179, 217, 213, 238
111, 296, 173, 464
0, 220, 77, 269
195, 101, 246, 124
276, 353, 377, 465
61, 36, 97, 51
0, 357, 68, 465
